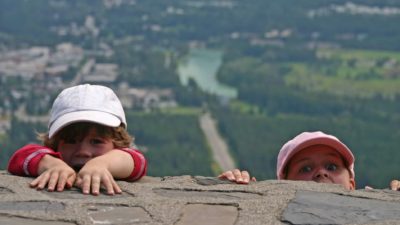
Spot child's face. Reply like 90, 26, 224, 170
285, 145, 355, 190
57, 127, 114, 171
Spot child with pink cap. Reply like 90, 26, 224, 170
221, 131, 400, 190
8, 84, 147, 195
219, 131, 356, 190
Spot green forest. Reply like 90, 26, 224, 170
214, 44, 400, 188
1, 0, 400, 189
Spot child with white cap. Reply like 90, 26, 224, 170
219, 131, 356, 190
8, 84, 147, 195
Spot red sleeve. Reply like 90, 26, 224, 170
7, 144, 61, 177
117, 147, 147, 181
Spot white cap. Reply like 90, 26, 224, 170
48, 84, 127, 138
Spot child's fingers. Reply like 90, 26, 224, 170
101, 174, 116, 195
36, 173, 51, 190
56, 171, 73, 191
108, 172, 121, 194
390, 180, 400, 191
240, 171, 250, 184
232, 169, 244, 183
56, 177, 66, 192
66, 174, 76, 188
218, 171, 235, 180
30, 176, 41, 188
47, 172, 60, 191
75, 177, 82, 188
81, 175, 91, 194
112, 180, 122, 194
251, 177, 257, 182
91, 175, 101, 196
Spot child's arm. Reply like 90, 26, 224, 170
117, 147, 147, 181
8, 144, 62, 176
218, 169, 256, 184
75, 148, 147, 195
7, 144, 76, 192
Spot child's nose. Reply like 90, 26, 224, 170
314, 168, 329, 178
74, 143, 92, 157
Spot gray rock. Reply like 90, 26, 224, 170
1, 172, 399, 225
282, 190, 400, 225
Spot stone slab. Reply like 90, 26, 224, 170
87, 204, 152, 224
153, 188, 262, 200
176, 204, 238, 225
193, 176, 234, 186
0, 201, 65, 211
0, 215, 75, 225
0, 187, 13, 194
44, 188, 134, 199
282, 190, 400, 224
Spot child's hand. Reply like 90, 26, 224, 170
390, 180, 400, 191
218, 169, 256, 184
75, 157, 122, 196
30, 155, 76, 192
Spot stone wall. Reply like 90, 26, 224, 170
1, 171, 400, 225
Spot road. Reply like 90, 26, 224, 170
199, 112, 236, 172
70, 59, 95, 86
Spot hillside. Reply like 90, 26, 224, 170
1, 0, 400, 188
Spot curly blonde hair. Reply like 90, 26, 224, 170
38, 122, 133, 151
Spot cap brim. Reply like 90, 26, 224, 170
48, 111, 122, 138
295, 137, 354, 164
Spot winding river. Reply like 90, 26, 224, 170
177, 48, 237, 99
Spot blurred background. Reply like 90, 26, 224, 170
1, 0, 400, 189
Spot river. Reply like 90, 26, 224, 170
177, 48, 238, 99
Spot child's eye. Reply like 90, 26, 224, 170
299, 166, 312, 173
326, 163, 338, 171
90, 138, 104, 145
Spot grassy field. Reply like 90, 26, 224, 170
285, 48, 400, 99
159, 106, 203, 115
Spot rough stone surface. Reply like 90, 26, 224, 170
0, 171, 400, 225
176, 204, 238, 225
283, 190, 400, 224
87, 204, 151, 224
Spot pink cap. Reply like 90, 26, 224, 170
276, 131, 355, 179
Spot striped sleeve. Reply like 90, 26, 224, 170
118, 147, 147, 181
7, 144, 61, 177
